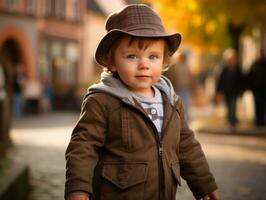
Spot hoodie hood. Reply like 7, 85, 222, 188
88, 72, 179, 106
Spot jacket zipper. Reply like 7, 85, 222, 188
158, 141, 163, 200
159, 142, 163, 156
125, 102, 164, 200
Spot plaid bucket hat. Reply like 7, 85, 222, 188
95, 4, 182, 67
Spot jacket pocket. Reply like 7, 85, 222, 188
101, 162, 148, 200
171, 161, 181, 186
102, 162, 148, 189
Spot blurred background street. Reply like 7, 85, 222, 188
9, 111, 266, 200
0, 0, 266, 200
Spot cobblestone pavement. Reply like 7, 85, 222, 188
9, 112, 266, 200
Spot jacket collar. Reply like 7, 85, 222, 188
88, 72, 179, 106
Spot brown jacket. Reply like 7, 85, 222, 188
65, 76, 217, 200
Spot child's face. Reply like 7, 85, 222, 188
110, 36, 165, 97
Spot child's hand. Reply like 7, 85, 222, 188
202, 190, 219, 200
66, 194, 90, 200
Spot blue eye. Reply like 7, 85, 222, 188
127, 55, 137, 60
149, 55, 158, 60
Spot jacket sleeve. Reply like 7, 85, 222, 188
65, 94, 107, 198
176, 99, 218, 199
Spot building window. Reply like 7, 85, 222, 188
26, 0, 36, 15
44, 0, 53, 16
65, 43, 78, 83
73, 0, 80, 21
5, 0, 18, 12
39, 42, 50, 82
39, 38, 78, 88
44, 0, 65, 19
55, 0, 65, 19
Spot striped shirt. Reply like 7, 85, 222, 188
132, 87, 164, 137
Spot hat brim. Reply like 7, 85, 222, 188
95, 30, 182, 67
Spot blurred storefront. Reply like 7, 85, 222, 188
0, 0, 86, 111
0, 0, 133, 111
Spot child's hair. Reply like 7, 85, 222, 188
104, 35, 171, 74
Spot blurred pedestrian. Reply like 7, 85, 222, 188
12, 63, 25, 118
247, 48, 266, 126
216, 48, 243, 128
164, 51, 193, 121
41, 77, 54, 112
65, 4, 218, 200
23, 79, 42, 114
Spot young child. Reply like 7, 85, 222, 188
65, 4, 218, 200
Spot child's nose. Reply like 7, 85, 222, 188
138, 58, 149, 69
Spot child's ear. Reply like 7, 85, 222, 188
109, 64, 117, 72
106, 52, 117, 72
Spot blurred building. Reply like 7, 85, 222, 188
0, 0, 134, 110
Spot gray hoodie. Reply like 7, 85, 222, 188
88, 72, 179, 106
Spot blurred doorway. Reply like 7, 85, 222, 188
1, 39, 26, 96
